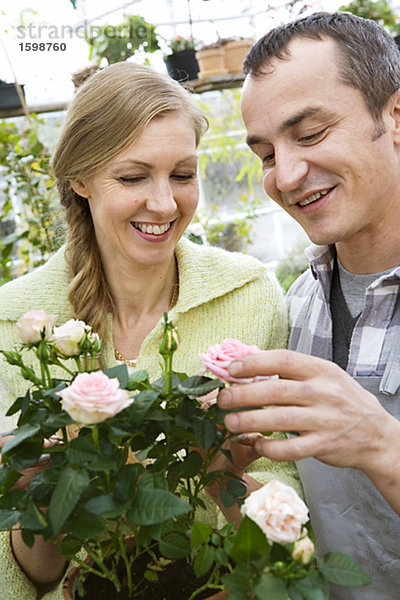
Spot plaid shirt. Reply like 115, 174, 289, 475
286, 244, 400, 392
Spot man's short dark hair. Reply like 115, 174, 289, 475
243, 11, 400, 121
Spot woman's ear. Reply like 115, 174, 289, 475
70, 180, 91, 199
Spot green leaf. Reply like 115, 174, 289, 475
66, 437, 116, 470
129, 389, 159, 426
2, 423, 40, 454
85, 495, 123, 518
194, 543, 215, 577
48, 467, 90, 534
221, 568, 252, 595
114, 463, 143, 504
104, 363, 129, 388
126, 370, 149, 390
178, 376, 224, 397
21, 529, 35, 548
191, 521, 213, 547
230, 515, 270, 567
5, 391, 29, 417
0, 509, 19, 529
289, 576, 329, 600
57, 535, 84, 559
159, 532, 191, 559
0, 466, 21, 492
127, 489, 191, 526
179, 451, 203, 478
192, 416, 218, 450
219, 478, 246, 509
319, 552, 371, 586
67, 510, 106, 541
9, 439, 43, 470
254, 574, 287, 600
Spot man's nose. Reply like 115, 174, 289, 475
274, 149, 309, 193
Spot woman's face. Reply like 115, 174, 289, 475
73, 112, 199, 271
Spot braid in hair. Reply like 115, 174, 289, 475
59, 179, 113, 338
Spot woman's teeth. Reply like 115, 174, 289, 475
133, 222, 171, 235
299, 189, 330, 207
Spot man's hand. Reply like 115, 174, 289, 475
217, 349, 400, 511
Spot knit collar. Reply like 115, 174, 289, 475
1, 238, 264, 321
172, 236, 266, 312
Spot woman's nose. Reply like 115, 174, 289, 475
145, 181, 178, 217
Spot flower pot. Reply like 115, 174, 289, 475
222, 39, 253, 73
164, 49, 200, 81
195, 46, 228, 79
62, 556, 229, 599
0, 82, 25, 109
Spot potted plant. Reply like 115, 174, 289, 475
220, 37, 254, 74
164, 35, 200, 81
0, 313, 370, 599
0, 80, 25, 110
195, 42, 228, 79
85, 14, 160, 65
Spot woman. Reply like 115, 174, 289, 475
0, 62, 298, 599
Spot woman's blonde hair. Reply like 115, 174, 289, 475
52, 61, 208, 337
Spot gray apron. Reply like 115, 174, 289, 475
296, 349, 400, 598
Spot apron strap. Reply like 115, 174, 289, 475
379, 328, 400, 394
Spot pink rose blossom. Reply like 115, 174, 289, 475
15, 310, 57, 344
241, 480, 309, 545
58, 371, 132, 425
199, 339, 263, 383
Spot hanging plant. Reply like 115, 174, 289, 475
86, 14, 160, 65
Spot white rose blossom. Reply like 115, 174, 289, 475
15, 310, 57, 344
241, 480, 309, 545
52, 319, 87, 356
292, 536, 315, 564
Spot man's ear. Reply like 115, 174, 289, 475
70, 180, 91, 199
389, 89, 400, 144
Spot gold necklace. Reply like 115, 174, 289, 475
114, 281, 179, 367
114, 348, 137, 367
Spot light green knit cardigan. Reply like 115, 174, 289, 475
0, 237, 301, 599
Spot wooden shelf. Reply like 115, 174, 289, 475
0, 101, 70, 118
186, 72, 245, 93
0, 73, 246, 118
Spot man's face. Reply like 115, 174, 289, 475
241, 37, 400, 270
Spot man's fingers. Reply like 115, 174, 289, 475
224, 406, 309, 435
228, 349, 328, 380
254, 431, 321, 462
218, 377, 315, 410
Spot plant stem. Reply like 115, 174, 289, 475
118, 533, 133, 594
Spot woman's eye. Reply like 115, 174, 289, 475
173, 173, 195, 181
120, 176, 144, 184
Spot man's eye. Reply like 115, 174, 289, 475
262, 153, 275, 166
299, 129, 326, 143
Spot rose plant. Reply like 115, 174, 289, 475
0, 314, 370, 599
167, 35, 200, 55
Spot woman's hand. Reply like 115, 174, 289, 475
196, 391, 262, 524
0, 433, 67, 588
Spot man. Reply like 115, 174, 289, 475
217, 12, 400, 598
